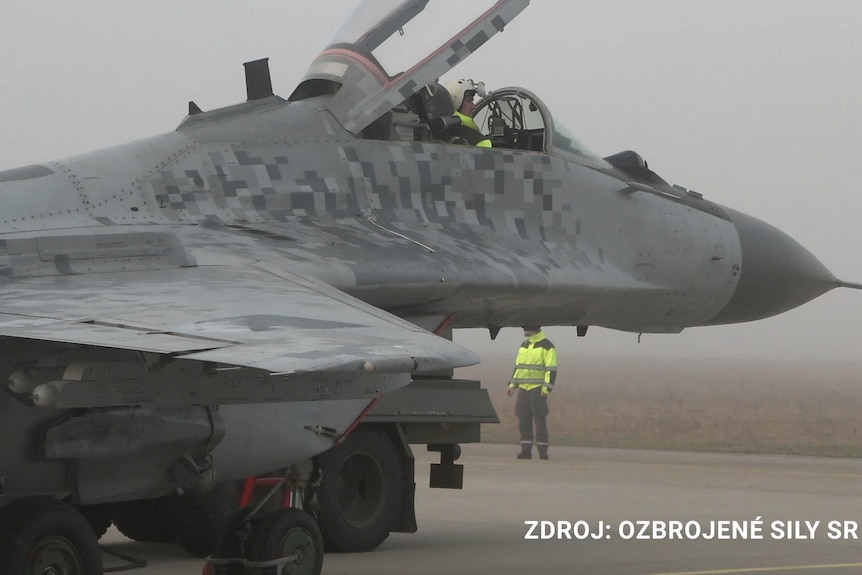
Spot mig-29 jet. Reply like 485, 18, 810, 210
0, 1, 858, 573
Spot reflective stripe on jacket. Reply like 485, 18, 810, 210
509, 331, 557, 393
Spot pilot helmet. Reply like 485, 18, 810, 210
444, 78, 487, 111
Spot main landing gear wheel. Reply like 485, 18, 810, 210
0, 497, 103, 575
314, 426, 403, 552
251, 509, 324, 575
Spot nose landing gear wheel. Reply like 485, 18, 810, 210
251, 509, 324, 575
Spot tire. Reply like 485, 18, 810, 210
112, 496, 179, 543
314, 426, 403, 552
0, 498, 103, 575
250, 509, 323, 575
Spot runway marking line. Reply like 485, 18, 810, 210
647, 562, 862, 575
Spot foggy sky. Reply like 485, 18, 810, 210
1, 1, 861, 362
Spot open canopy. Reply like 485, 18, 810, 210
291, 0, 529, 134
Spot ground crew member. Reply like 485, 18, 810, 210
443, 78, 492, 147
507, 325, 557, 459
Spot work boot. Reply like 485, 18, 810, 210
517, 446, 532, 459
537, 444, 549, 459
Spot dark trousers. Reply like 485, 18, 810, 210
515, 387, 549, 451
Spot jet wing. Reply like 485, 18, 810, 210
0, 261, 478, 408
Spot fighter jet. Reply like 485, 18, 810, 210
0, 0, 858, 573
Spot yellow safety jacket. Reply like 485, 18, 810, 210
508, 331, 557, 394
453, 111, 492, 148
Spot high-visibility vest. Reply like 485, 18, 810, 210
508, 331, 557, 393
453, 111, 492, 148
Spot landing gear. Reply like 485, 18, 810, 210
204, 470, 324, 575
190, 427, 408, 558
250, 509, 323, 574
0, 497, 103, 575
313, 426, 403, 552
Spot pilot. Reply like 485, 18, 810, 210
506, 325, 557, 460
444, 79, 492, 148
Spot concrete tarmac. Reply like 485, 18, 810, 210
100, 444, 862, 574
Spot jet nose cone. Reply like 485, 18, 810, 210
708, 208, 838, 325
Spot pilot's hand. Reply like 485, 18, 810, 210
506, 387, 515, 397
541, 390, 549, 398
